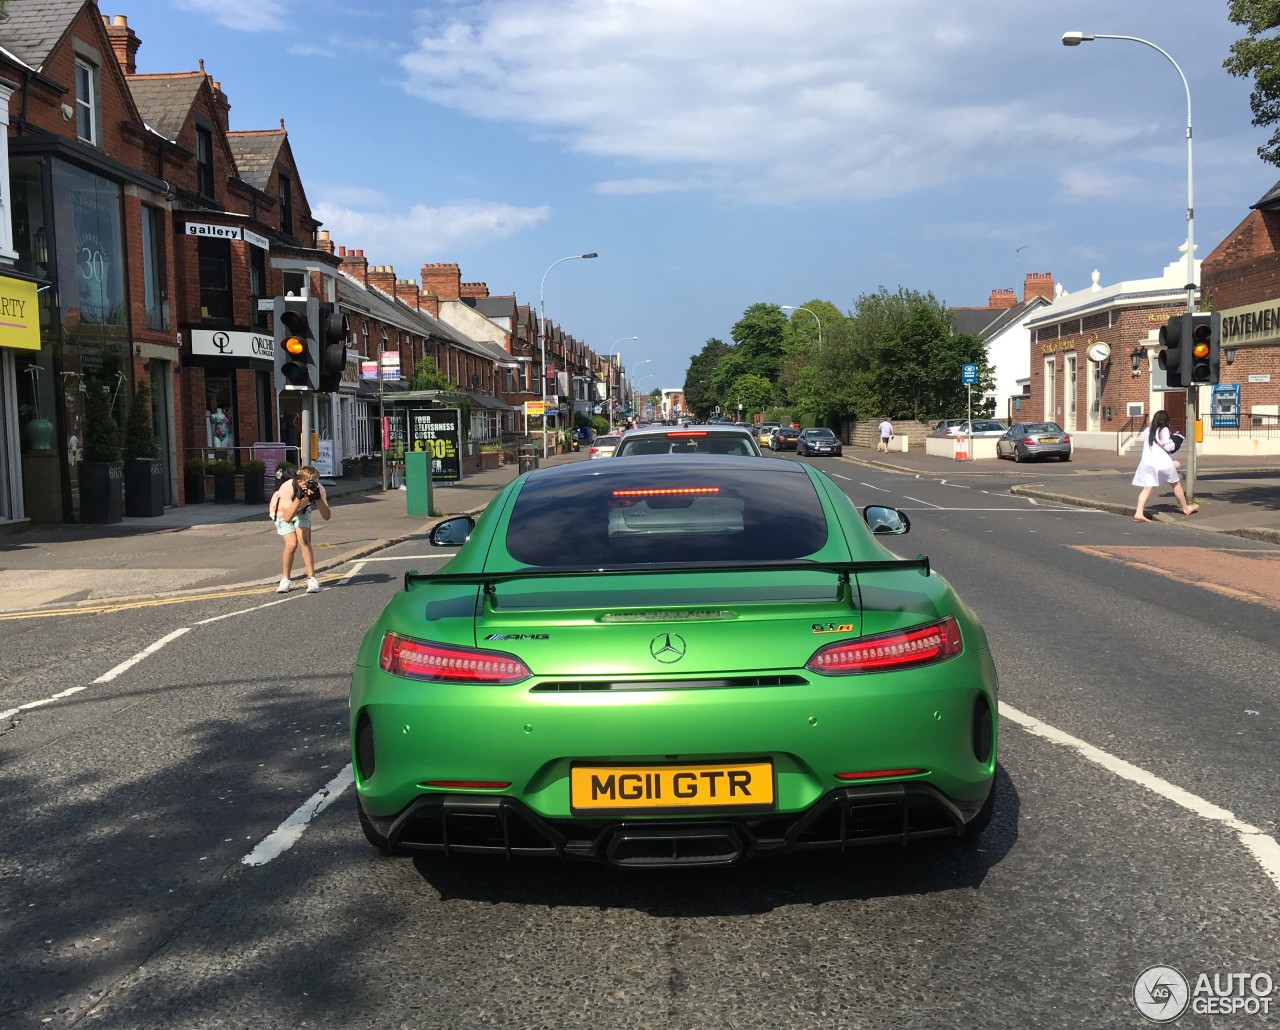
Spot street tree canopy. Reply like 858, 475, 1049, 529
1225, 0, 1280, 165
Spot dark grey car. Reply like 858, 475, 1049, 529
795, 428, 843, 457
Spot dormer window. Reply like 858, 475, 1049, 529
75, 59, 97, 144
196, 123, 215, 198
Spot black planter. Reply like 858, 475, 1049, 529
80, 460, 124, 524
125, 458, 165, 517
244, 473, 266, 505
213, 472, 237, 504
184, 472, 206, 504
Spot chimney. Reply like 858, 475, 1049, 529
988, 288, 1016, 309
208, 79, 231, 136
103, 14, 141, 76
460, 281, 489, 299
1024, 272, 1055, 302
340, 247, 369, 285
397, 279, 422, 310
367, 264, 398, 297
420, 262, 461, 301
316, 230, 335, 256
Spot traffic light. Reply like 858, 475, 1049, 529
273, 297, 318, 391
1187, 311, 1221, 386
316, 302, 349, 393
1157, 315, 1186, 390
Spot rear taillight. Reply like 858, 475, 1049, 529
1061, 435, 1071, 444
379, 633, 531, 684
1021, 437, 1036, 445
807, 617, 962, 675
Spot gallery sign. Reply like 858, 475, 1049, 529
184, 221, 270, 250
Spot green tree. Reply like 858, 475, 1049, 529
726, 372, 773, 418
682, 337, 730, 418
1225, 1, 1280, 165
410, 355, 451, 391
123, 377, 156, 460
730, 303, 789, 385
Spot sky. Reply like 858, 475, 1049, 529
129, 0, 1279, 394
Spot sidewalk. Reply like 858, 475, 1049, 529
2, 446, 1277, 615
0, 452, 582, 614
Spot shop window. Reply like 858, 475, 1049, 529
197, 237, 232, 324
141, 205, 168, 330
205, 374, 235, 455
75, 59, 98, 145
281, 268, 306, 297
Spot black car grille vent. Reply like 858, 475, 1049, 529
530, 675, 807, 693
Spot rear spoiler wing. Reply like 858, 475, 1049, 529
405, 556, 931, 595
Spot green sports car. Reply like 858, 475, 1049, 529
350, 456, 998, 867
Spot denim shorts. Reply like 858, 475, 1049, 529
273, 510, 313, 536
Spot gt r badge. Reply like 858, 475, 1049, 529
812, 623, 855, 634
649, 632, 687, 663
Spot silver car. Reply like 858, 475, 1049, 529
613, 425, 762, 457
588, 434, 622, 459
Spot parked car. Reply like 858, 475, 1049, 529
770, 427, 801, 451
588, 434, 621, 459
796, 427, 843, 457
613, 425, 762, 457
755, 422, 782, 447
956, 419, 1008, 438
931, 419, 968, 436
996, 422, 1072, 462
351, 456, 998, 866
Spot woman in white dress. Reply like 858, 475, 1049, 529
1131, 409, 1199, 522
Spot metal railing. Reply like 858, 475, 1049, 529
1119, 413, 1149, 451
1212, 412, 1280, 438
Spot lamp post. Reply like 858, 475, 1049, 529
607, 336, 637, 424
781, 305, 822, 348
1062, 30, 1199, 498
539, 252, 598, 457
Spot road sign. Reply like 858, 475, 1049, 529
962, 363, 978, 385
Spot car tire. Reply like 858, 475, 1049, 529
963, 780, 998, 837
1012, 449, 1022, 463
357, 797, 394, 855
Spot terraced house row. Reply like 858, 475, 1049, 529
0, 1, 623, 528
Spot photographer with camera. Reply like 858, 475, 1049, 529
269, 465, 331, 593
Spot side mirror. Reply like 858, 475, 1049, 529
430, 515, 475, 547
862, 505, 910, 535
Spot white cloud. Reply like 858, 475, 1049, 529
311, 194, 550, 268
175, 0, 292, 32
593, 177, 706, 196
394, 0, 1158, 204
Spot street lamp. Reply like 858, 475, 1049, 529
781, 305, 822, 348
539, 252, 598, 457
1062, 31, 1200, 497
606, 336, 637, 422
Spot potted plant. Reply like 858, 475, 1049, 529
80, 379, 123, 524
243, 459, 267, 505
341, 455, 361, 478
123, 378, 165, 517
478, 441, 503, 470
275, 460, 297, 485
210, 458, 237, 504
184, 457, 207, 504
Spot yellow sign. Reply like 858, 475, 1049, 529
570, 761, 774, 812
0, 275, 40, 351
525, 400, 546, 417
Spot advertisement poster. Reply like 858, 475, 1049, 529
314, 439, 334, 477
409, 407, 463, 482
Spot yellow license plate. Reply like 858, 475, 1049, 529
570, 761, 774, 813
1038, 437, 1059, 443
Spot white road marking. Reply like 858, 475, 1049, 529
195, 598, 291, 625
241, 765, 355, 866
344, 554, 453, 563
337, 561, 366, 586
902, 495, 942, 508
858, 482, 892, 493
1001, 702, 1280, 893
93, 628, 190, 683
1, 686, 87, 722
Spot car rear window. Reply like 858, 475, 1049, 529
506, 464, 829, 566
615, 431, 758, 456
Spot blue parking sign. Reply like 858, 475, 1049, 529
962, 363, 978, 384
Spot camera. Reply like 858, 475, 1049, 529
303, 483, 320, 499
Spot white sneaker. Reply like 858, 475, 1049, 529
276, 577, 292, 593
306, 577, 321, 593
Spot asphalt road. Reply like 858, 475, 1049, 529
1, 455, 1277, 1029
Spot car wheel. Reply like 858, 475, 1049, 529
357, 797, 394, 855
963, 780, 998, 837
1012, 449, 1022, 463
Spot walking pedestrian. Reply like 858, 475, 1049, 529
269, 464, 331, 591
1131, 410, 1198, 522
877, 417, 893, 453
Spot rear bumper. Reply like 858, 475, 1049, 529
362, 780, 987, 868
